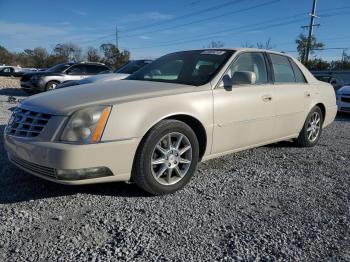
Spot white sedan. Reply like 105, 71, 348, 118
336, 86, 350, 113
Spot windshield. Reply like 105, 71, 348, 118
115, 60, 152, 74
46, 63, 72, 73
127, 50, 234, 86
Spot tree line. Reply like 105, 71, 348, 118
0, 43, 130, 70
1, 34, 349, 71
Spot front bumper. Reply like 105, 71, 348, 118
21, 80, 45, 93
4, 134, 140, 185
337, 98, 350, 113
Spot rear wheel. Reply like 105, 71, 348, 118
132, 120, 199, 195
295, 106, 323, 147
45, 81, 59, 91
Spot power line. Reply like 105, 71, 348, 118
115, 25, 119, 49
74, 5, 350, 47
303, 0, 319, 63
120, 0, 247, 33
119, 9, 350, 51
119, 0, 280, 39
123, 17, 307, 50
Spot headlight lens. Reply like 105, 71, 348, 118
60, 106, 111, 143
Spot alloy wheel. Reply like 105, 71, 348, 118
151, 132, 192, 185
306, 112, 321, 142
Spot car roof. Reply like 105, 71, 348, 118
172, 48, 294, 58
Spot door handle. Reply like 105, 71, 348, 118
262, 95, 272, 102
305, 91, 311, 98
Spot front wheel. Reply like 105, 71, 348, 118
295, 106, 323, 147
132, 120, 199, 195
45, 81, 59, 91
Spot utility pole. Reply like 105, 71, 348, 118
304, 0, 319, 64
115, 25, 119, 49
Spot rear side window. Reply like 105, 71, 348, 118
270, 54, 295, 83
289, 59, 307, 83
86, 65, 110, 74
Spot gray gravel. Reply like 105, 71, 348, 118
0, 87, 349, 261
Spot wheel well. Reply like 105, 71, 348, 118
315, 103, 326, 120
165, 114, 207, 160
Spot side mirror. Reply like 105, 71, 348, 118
231, 71, 256, 85
222, 74, 233, 91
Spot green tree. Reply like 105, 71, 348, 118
0, 45, 13, 65
306, 58, 330, 70
99, 43, 130, 69
53, 43, 82, 62
86, 47, 101, 62
296, 34, 324, 64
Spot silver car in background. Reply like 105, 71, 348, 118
20, 62, 111, 93
57, 59, 153, 89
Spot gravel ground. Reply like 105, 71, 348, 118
0, 76, 20, 89
0, 83, 349, 261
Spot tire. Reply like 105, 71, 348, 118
132, 120, 199, 195
295, 106, 323, 147
45, 81, 59, 91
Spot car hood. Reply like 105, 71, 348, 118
337, 85, 350, 94
20, 80, 199, 115
83, 73, 129, 83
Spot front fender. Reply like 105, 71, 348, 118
101, 90, 213, 145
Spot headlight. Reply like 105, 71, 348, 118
60, 106, 111, 144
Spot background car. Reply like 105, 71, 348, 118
312, 70, 350, 90
20, 62, 112, 93
57, 59, 153, 89
336, 85, 350, 113
0, 66, 24, 77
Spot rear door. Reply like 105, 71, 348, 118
268, 53, 311, 138
86, 65, 110, 75
212, 52, 276, 154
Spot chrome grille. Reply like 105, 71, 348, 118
9, 155, 57, 178
6, 108, 51, 138
340, 107, 350, 112
341, 96, 350, 103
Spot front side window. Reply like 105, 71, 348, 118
228, 52, 268, 84
127, 50, 234, 86
270, 54, 296, 83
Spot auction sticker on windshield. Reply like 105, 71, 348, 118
200, 50, 226, 55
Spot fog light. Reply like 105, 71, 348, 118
56, 167, 113, 180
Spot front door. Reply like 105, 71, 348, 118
212, 52, 276, 154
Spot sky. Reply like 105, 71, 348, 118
0, 0, 349, 60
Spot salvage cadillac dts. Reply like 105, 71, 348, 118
4, 49, 337, 195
